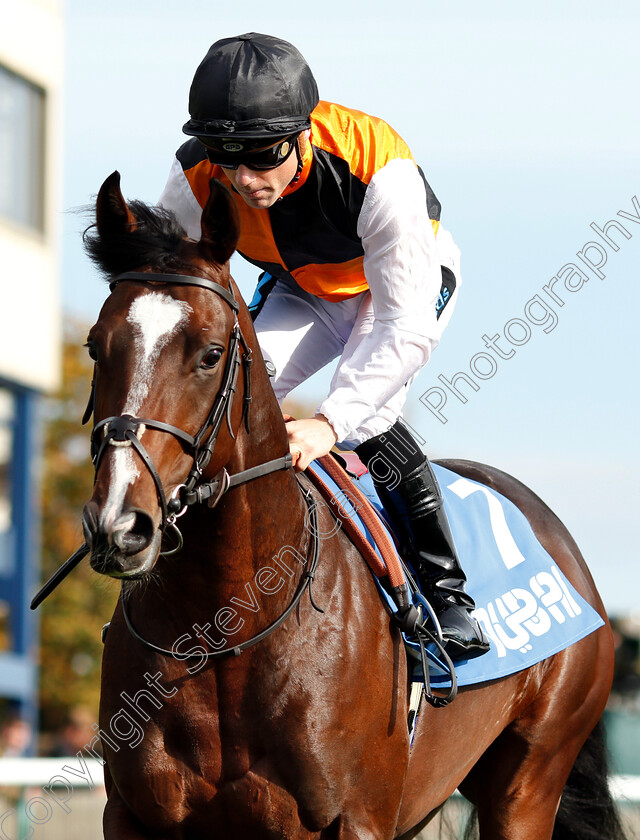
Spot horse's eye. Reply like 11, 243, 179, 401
85, 342, 98, 362
200, 348, 223, 370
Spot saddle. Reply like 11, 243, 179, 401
306, 453, 458, 715
305, 452, 606, 734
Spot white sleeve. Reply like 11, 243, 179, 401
319, 158, 460, 443
157, 157, 204, 241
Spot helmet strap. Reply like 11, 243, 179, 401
289, 136, 305, 185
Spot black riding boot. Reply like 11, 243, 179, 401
356, 423, 490, 660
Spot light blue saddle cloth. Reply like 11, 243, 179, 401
310, 459, 604, 688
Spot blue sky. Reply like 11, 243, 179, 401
62, 1, 640, 614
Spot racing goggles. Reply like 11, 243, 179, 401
198, 134, 299, 170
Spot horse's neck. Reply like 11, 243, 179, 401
217, 412, 308, 576
151, 390, 309, 633
216, 335, 310, 582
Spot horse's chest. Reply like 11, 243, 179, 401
106, 698, 342, 837
111, 743, 327, 837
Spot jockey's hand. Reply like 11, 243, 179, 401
284, 414, 338, 472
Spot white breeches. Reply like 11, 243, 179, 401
254, 277, 420, 449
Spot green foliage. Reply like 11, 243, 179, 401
39, 321, 118, 733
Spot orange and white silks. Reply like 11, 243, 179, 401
159, 100, 460, 444
160, 101, 442, 302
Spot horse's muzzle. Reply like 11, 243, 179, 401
83, 500, 158, 576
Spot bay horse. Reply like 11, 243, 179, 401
81, 171, 623, 840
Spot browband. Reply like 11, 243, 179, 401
110, 271, 239, 312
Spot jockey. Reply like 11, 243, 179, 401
159, 32, 489, 660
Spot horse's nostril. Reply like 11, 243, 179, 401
83, 502, 156, 559
113, 510, 155, 556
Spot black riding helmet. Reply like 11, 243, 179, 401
183, 33, 319, 140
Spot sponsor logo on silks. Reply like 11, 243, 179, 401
435, 267, 457, 320
222, 142, 244, 152
436, 286, 450, 315
309, 460, 604, 689
474, 567, 583, 658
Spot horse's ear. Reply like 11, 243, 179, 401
96, 170, 138, 237
200, 178, 240, 265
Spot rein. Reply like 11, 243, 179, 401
119, 481, 322, 660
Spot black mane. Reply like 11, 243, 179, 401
83, 201, 193, 279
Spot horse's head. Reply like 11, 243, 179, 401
82, 171, 250, 578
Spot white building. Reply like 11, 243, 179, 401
0, 0, 63, 735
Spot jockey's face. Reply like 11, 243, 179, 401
224, 149, 299, 209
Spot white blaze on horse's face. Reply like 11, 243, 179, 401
101, 292, 193, 539
124, 292, 193, 414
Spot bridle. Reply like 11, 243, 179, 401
78, 269, 322, 660
89, 271, 323, 660
30, 269, 296, 610
85, 270, 293, 548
